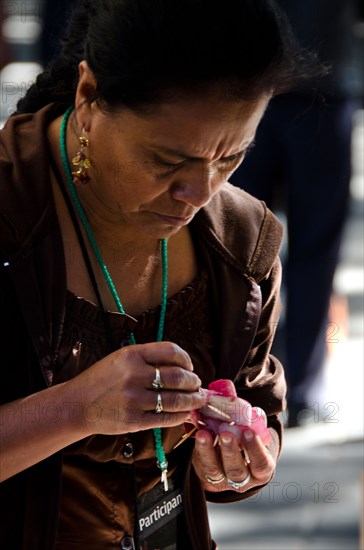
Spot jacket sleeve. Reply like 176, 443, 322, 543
237, 256, 286, 423
206, 255, 287, 504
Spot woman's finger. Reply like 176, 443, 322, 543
193, 430, 226, 491
122, 341, 194, 371
147, 365, 202, 392
219, 431, 250, 488
240, 430, 275, 483
141, 389, 206, 413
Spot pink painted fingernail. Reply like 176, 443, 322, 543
244, 430, 254, 442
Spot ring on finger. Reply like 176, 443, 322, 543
227, 472, 251, 490
206, 473, 225, 484
152, 367, 164, 391
155, 393, 163, 414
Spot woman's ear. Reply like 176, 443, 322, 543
74, 60, 98, 131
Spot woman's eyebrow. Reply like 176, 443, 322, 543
151, 145, 204, 161
151, 143, 253, 161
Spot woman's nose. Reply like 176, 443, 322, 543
171, 162, 221, 207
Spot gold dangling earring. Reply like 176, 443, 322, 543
71, 130, 92, 185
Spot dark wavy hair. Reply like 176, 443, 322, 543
15, 0, 318, 115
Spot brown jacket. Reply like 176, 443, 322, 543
0, 106, 286, 549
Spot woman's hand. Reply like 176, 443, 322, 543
65, 341, 206, 437
192, 428, 276, 493
1, 341, 205, 481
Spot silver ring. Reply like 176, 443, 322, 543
155, 393, 163, 414
227, 472, 251, 490
206, 473, 225, 485
152, 367, 164, 391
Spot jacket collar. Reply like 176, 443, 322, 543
0, 104, 65, 260
193, 184, 283, 281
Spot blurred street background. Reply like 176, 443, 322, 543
1, 1, 363, 549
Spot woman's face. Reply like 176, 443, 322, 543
74, 66, 269, 239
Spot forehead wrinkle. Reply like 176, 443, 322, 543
135, 97, 268, 163
148, 136, 254, 162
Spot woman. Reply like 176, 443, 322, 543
0, 1, 310, 548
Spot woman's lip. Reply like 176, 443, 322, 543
154, 213, 194, 226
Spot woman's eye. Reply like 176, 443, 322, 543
217, 154, 244, 169
220, 157, 237, 166
155, 158, 186, 170
217, 144, 255, 169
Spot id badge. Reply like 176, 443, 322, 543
137, 470, 192, 550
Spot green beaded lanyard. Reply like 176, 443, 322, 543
60, 107, 169, 491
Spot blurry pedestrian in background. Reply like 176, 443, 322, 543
230, 0, 364, 427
